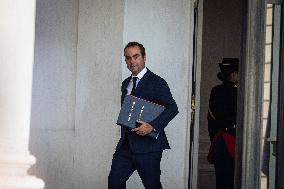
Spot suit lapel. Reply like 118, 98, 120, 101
122, 76, 131, 98
135, 69, 152, 94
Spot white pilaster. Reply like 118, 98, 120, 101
0, 0, 44, 188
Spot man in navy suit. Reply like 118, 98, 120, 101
108, 42, 179, 189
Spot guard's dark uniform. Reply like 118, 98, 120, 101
207, 58, 238, 189
208, 80, 237, 139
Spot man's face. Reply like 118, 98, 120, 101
124, 46, 146, 76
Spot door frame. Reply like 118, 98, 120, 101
236, 0, 266, 188
276, 2, 284, 188
237, 0, 284, 188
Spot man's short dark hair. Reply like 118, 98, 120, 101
124, 42, 146, 57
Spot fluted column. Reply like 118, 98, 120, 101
0, 1, 44, 188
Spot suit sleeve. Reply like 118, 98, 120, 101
149, 78, 179, 132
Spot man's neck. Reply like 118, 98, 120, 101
132, 67, 147, 79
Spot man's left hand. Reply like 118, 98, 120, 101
131, 121, 154, 136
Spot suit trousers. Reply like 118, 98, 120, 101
213, 137, 235, 189
108, 140, 163, 189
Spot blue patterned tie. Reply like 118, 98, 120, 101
131, 77, 138, 95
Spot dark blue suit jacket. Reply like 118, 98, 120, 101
116, 69, 179, 153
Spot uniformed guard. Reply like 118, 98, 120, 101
207, 58, 239, 189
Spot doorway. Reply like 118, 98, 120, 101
196, 0, 242, 188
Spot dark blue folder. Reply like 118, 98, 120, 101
116, 95, 165, 139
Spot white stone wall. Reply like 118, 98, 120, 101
29, 0, 194, 188
30, 0, 123, 188
30, 1, 79, 188
74, 0, 124, 188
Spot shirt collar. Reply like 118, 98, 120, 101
132, 67, 147, 80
